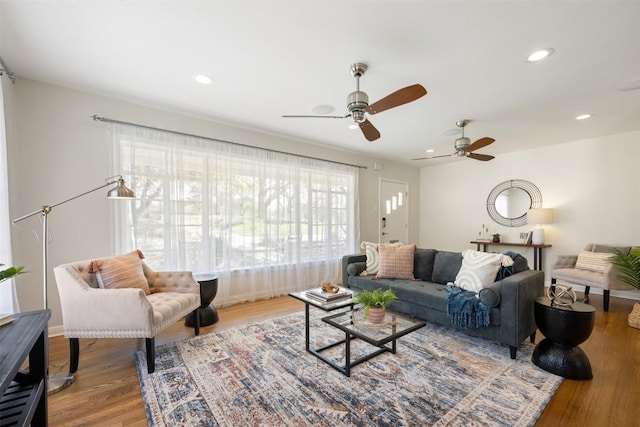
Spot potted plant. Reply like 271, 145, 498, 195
0, 264, 25, 283
608, 248, 640, 290
353, 287, 398, 323
608, 247, 640, 328
492, 233, 501, 243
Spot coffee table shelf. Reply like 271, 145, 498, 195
320, 310, 425, 376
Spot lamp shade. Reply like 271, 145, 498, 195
107, 177, 135, 199
527, 208, 553, 225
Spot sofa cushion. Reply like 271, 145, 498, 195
575, 250, 611, 273
414, 249, 437, 281
376, 244, 416, 279
360, 241, 380, 275
479, 284, 501, 308
455, 250, 513, 293
87, 250, 150, 295
347, 262, 367, 277
432, 251, 463, 284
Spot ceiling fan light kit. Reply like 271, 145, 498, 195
282, 62, 427, 142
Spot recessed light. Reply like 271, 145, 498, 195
426, 149, 435, 153
576, 114, 592, 120
527, 48, 555, 62
312, 104, 335, 115
194, 74, 213, 85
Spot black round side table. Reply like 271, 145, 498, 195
532, 296, 595, 380
185, 276, 219, 327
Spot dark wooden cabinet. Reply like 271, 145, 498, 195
0, 309, 50, 426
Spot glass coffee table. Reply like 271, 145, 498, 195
320, 309, 426, 376
289, 289, 356, 356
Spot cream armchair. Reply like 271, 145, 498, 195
551, 243, 635, 311
53, 253, 201, 374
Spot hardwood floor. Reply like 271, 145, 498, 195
46, 294, 639, 426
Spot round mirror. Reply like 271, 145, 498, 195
495, 188, 531, 218
487, 180, 542, 227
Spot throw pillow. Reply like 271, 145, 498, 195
575, 250, 611, 273
413, 249, 437, 281
432, 251, 463, 284
360, 241, 380, 275
375, 244, 416, 279
359, 241, 403, 276
455, 250, 514, 293
87, 250, 150, 295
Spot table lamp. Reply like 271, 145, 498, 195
527, 208, 553, 245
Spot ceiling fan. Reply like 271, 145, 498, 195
412, 120, 495, 161
282, 63, 427, 142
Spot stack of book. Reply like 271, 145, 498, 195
305, 287, 352, 303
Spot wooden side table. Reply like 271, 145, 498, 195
185, 276, 219, 327
0, 309, 51, 426
470, 241, 551, 270
532, 296, 595, 380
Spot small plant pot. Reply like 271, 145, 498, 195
492, 235, 501, 243
367, 307, 386, 324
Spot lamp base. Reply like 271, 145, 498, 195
532, 228, 545, 245
48, 372, 75, 395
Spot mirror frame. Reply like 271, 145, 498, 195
486, 179, 542, 227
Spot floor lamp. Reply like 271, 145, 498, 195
12, 175, 135, 394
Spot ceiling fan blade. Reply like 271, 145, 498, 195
467, 152, 495, 161
359, 119, 381, 142
411, 153, 455, 160
282, 114, 348, 119
466, 137, 495, 152
366, 84, 427, 115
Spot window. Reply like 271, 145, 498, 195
110, 123, 359, 305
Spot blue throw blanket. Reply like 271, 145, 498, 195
445, 285, 490, 329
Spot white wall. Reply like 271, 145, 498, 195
5, 79, 421, 330
419, 131, 640, 295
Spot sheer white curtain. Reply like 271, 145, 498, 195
0, 81, 20, 313
110, 123, 359, 306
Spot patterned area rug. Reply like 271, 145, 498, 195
136, 311, 561, 426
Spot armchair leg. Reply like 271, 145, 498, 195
603, 290, 610, 312
529, 331, 536, 343
146, 338, 155, 374
69, 338, 79, 374
509, 346, 517, 359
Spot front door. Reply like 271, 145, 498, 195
379, 179, 409, 244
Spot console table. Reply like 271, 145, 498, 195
0, 309, 51, 426
470, 241, 551, 271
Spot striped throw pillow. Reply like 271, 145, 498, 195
87, 250, 150, 295
575, 250, 611, 273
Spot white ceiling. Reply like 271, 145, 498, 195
1, 1, 639, 166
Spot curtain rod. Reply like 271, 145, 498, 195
0, 56, 16, 84
91, 115, 367, 170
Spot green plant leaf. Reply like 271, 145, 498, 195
353, 287, 398, 308
0, 265, 25, 281
608, 250, 640, 290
